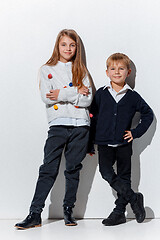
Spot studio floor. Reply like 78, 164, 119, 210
1, 218, 160, 240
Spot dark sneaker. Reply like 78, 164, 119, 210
131, 193, 146, 223
15, 212, 42, 229
64, 206, 77, 226
102, 212, 126, 226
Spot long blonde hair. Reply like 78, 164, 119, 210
46, 29, 87, 87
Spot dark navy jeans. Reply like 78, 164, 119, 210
30, 125, 89, 214
98, 143, 136, 214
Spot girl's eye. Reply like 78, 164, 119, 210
71, 44, 76, 47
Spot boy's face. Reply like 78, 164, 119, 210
106, 61, 131, 87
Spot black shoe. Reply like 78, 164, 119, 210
131, 193, 146, 223
102, 212, 126, 226
15, 212, 42, 229
64, 206, 77, 226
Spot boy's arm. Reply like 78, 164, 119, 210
131, 94, 154, 139
87, 92, 99, 154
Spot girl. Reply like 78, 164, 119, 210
15, 29, 93, 229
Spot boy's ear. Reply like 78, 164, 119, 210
127, 69, 131, 77
106, 69, 109, 77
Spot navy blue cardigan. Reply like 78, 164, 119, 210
89, 87, 153, 146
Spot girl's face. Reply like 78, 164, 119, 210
59, 35, 76, 63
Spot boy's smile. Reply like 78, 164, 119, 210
106, 61, 131, 91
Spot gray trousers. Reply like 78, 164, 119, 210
30, 125, 89, 214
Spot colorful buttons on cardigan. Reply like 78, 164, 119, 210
63, 86, 67, 88
75, 106, 79, 108
89, 113, 93, 118
53, 105, 58, 110
69, 82, 73, 87
48, 74, 53, 79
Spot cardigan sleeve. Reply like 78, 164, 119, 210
58, 74, 93, 107
39, 67, 62, 105
131, 93, 154, 139
87, 90, 100, 153
40, 66, 92, 107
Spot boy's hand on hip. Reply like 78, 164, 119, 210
123, 131, 133, 142
46, 89, 60, 100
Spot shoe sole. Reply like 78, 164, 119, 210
15, 224, 42, 230
103, 219, 126, 226
65, 223, 77, 226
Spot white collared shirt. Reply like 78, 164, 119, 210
103, 81, 132, 103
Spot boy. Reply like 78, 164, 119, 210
88, 53, 153, 226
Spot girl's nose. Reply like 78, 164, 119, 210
66, 45, 71, 51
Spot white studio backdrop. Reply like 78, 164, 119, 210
0, 0, 160, 219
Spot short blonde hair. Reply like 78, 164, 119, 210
106, 53, 131, 70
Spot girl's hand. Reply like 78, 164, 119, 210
78, 86, 89, 96
123, 131, 133, 142
46, 89, 60, 100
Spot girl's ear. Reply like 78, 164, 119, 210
127, 69, 131, 77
